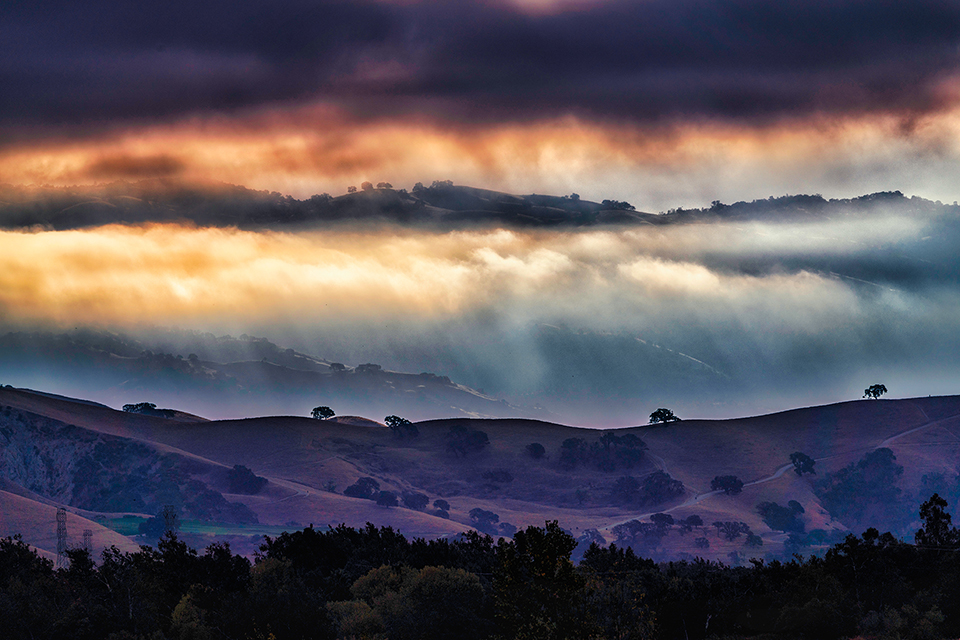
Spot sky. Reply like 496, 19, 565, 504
4, 0, 960, 209
4, 0, 960, 423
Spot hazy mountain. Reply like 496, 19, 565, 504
0, 179, 939, 230
0, 328, 549, 422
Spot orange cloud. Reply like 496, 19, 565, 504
3, 102, 960, 211
0, 218, 910, 330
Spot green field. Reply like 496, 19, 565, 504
96, 516, 297, 538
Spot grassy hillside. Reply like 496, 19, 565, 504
2, 385, 959, 562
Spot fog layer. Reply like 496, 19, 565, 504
2, 196, 959, 424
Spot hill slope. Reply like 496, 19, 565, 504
2, 385, 958, 561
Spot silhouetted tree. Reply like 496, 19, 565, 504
815, 447, 904, 524
648, 408, 680, 424
863, 384, 888, 399
638, 470, 685, 506
344, 477, 381, 500
385, 415, 419, 439
122, 402, 175, 417
678, 514, 703, 535
376, 491, 398, 507
402, 491, 429, 511
757, 501, 805, 533
711, 475, 744, 495
650, 513, 674, 533
493, 521, 587, 639
790, 451, 816, 476
526, 442, 546, 459
311, 406, 335, 420
433, 499, 450, 518
227, 464, 268, 494
469, 508, 500, 535
915, 493, 960, 548
601, 199, 636, 211
717, 521, 750, 541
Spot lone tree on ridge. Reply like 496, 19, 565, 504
385, 415, 419, 439
863, 384, 888, 399
649, 408, 680, 424
311, 406, 335, 420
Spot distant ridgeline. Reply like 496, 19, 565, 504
3, 510, 960, 640
0, 328, 544, 421
0, 178, 936, 230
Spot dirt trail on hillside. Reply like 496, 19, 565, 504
602, 404, 960, 531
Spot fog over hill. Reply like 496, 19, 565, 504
0, 179, 936, 230
3, 182, 960, 422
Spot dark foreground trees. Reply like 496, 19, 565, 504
6, 497, 960, 640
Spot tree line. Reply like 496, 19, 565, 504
3, 494, 960, 640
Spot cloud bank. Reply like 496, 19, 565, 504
3, 199, 960, 422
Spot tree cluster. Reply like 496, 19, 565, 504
711, 475, 744, 495
4, 498, 960, 640
610, 470, 685, 507
815, 447, 904, 527
385, 415, 419, 439
121, 402, 175, 418
757, 500, 805, 533
227, 464, 268, 495
559, 432, 647, 471
446, 425, 489, 457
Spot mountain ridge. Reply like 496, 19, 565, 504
0, 178, 938, 230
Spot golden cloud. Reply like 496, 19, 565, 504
4, 101, 960, 212
0, 221, 887, 332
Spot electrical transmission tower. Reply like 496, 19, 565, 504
161, 504, 179, 535
83, 529, 93, 554
56, 508, 67, 568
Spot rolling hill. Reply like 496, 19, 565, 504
2, 384, 958, 563
0, 329, 553, 423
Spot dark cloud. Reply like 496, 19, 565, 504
2, 0, 960, 137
